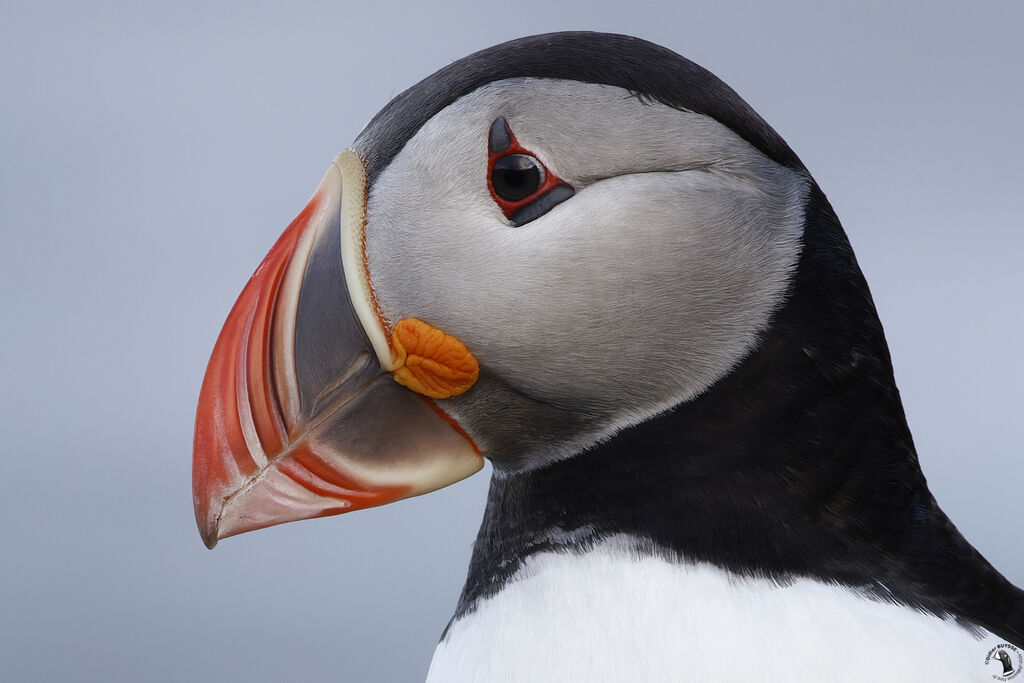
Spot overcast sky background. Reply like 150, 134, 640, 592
1, 1, 1021, 680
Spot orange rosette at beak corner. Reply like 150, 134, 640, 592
193, 152, 482, 549
390, 318, 480, 400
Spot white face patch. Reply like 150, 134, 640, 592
358, 78, 809, 467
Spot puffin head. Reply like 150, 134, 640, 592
193, 32, 815, 548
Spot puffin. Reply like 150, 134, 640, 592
192, 32, 1024, 681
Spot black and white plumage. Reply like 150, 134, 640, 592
194, 32, 1023, 682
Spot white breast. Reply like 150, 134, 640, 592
427, 540, 1006, 683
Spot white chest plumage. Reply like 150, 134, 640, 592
427, 541, 1003, 683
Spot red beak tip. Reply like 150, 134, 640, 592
196, 504, 221, 549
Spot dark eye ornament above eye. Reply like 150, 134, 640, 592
487, 116, 575, 227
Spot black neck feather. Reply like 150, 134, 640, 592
453, 186, 1024, 646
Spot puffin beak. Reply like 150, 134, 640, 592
193, 153, 483, 549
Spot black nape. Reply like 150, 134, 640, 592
451, 185, 1024, 648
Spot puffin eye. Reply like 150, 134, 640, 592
491, 154, 545, 202
487, 116, 575, 227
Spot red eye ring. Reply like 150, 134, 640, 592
487, 117, 574, 227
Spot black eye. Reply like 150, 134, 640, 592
490, 154, 545, 202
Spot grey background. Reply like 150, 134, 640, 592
1, 1, 1021, 680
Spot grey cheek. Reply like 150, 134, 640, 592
359, 79, 808, 467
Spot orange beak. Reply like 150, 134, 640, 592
193, 156, 482, 549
